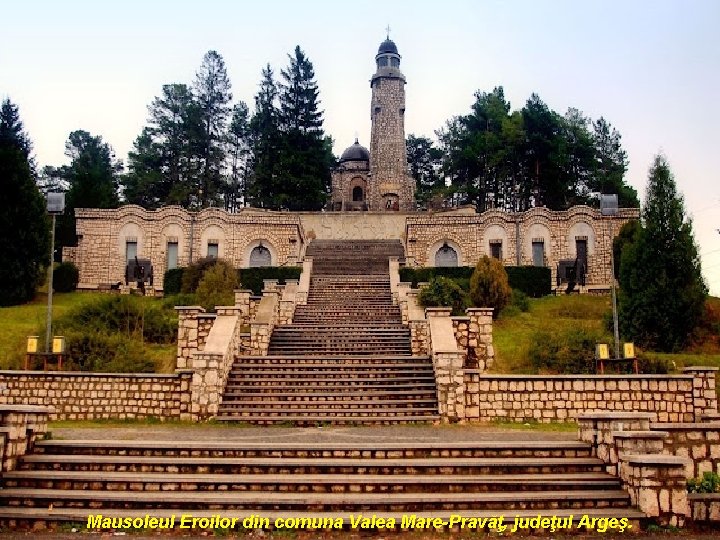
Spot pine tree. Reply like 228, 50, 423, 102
193, 50, 232, 208
0, 98, 50, 305
50, 130, 121, 251
248, 64, 280, 208
275, 46, 333, 211
618, 155, 706, 351
226, 101, 251, 211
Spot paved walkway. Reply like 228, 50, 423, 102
50, 424, 577, 443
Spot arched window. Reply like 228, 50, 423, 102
352, 186, 364, 202
435, 243, 458, 267
249, 244, 272, 267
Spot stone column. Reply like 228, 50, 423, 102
624, 455, 690, 527
683, 366, 719, 420
466, 308, 494, 372
174, 306, 204, 370
0, 405, 50, 471
233, 289, 253, 325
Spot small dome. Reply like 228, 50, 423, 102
378, 38, 398, 55
340, 140, 370, 162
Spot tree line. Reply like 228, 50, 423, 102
408, 87, 638, 211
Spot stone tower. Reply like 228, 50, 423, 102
368, 37, 415, 211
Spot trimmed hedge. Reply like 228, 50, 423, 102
53, 262, 79, 293
163, 266, 302, 296
163, 268, 184, 295
400, 265, 551, 297
238, 267, 302, 295
505, 266, 552, 297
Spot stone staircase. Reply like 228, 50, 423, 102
216, 240, 438, 424
0, 438, 645, 526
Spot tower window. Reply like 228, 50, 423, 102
374, 106, 381, 114
390, 57, 400, 68
378, 57, 388, 67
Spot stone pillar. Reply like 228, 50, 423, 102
409, 320, 429, 356
451, 316, 470, 366
577, 412, 657, 468
296, 258, 313, 305
234, 289, 253, 325
683, 367, 719, 419
174, 306, 205, 370
624, 455, 690, 527
389, 257, 400, 304
0, 405, 50, 471
466, 308, 494, 372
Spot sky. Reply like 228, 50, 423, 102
2, 0, 719, 294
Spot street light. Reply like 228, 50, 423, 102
45, 192, 65, 354
601, 194, 620, 360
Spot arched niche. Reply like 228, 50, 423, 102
524, 223, 552, 265
429, 239, 463, 267
199, 225, 226, 259
117, 221, 144, 260
567, 221, 596, 258
482, 224, 509, 260
243, 240, 277, 268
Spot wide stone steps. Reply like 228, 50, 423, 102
2, 439, 645, 521
5, 471, 621, 493
30, 440, 594, 458
0, 488, 631, 512
230, 354, 432, 367
0, 507, 646, 526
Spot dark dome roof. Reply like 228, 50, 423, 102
378, 38, 398, 55
340, 140, 370, 163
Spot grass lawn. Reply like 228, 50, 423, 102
493, 294, 720, 393
0, 291, 176, 372
0, 292, 91, 368
492, 295, 613, 373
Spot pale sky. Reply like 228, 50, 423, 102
2, 0, 719, 294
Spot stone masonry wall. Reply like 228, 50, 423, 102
464, 374, 697, 423
406, 206, 638, 287
68, 205, 304, 290
0, 371, 192, 421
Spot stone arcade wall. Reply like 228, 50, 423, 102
0, 372, 192, 420
406, 206, 638, 287
66, 205, 304, 291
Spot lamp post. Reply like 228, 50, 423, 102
601, 194, 620, 360
45, 193, 65, 353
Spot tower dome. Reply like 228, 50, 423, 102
340, 139, 370, 163
377, 38, 398, 55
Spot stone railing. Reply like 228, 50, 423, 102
0, 405, 51, 471
426, 307, 464, 423
250, 288, 280, 356
296, 257, 313, 305
175, 307, 216, 368
278, 279, 299, 325
0, 371, 192, 421
186, 309, 243, 420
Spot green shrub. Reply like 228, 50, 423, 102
162, 292, 199, 309
180, 258, 220, 294
399, 267, 473, 288
418, 277, 469, 316
238, 267, 302, 295
469, 256, 511, 319
62, 329, 155, 373
56, 295, 176, 344
688, 472, 720, 494
53, 262, 79, 293
510, 289, 530, 312
195, 260, 239, 311
163, 268, 184, 295
528, 327, 603, 374
505, 266, 551, 297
